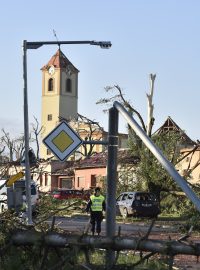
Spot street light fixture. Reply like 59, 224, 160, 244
22, 39, 112, 224
26, 40, 112, 49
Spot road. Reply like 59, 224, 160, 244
46, 214, 179, 236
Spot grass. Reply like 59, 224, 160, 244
75, 249, 170, 270
116, 213, 188, 223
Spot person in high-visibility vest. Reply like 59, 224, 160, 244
85, 187, 106, 236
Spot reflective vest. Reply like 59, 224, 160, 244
90, 195, 105, 211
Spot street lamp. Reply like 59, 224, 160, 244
22, 39, 112, 224
26, 40, 112, 49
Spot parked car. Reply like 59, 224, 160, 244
52, 189, 90, 201
116, 191, 160, 218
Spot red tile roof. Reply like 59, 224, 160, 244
41, 49, 79, 72
76, 152, 107, 168
74, 150, 140, 169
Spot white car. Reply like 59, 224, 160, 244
116, 191, 160, 218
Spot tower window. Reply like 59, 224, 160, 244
47, 114, 52, 121
48, 78, 54, 91
66, 78, 72, 93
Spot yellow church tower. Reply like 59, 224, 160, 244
40, 49, 79, 159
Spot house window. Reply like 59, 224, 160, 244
91, 175, 96, 188
60, 178, 73, 189
66, 78, 72, 93
47, 114, 52, 121
45, 173, 48, 186
48, 78, 54, 91
77, 177, 85, 188
40, 175, 43, 187
47, 149, 51, 155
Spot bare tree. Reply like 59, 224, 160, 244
97, 84, 147, 132
31, 116, 44, 159
13, 135, 25, 161
1, 129, 15, 161
97, 74, 156, 137
146, 74, 156, 136
0, 138, 6, 162
59, 113, 105, 159
0, 126, 37, 165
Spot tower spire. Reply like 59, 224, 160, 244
53, 29, 60, 50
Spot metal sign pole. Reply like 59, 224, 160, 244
22, 40, 33, 224
106, 107, 118, 268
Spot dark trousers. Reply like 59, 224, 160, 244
90, 211, 103, 234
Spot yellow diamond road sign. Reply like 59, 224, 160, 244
52, 131, 74, 152
43, 121, 83, 161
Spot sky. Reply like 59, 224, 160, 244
0, 0, 199, 144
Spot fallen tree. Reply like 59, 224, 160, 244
10, 229, 200, 257
0, 211, 198, 269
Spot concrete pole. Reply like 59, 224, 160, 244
106, 107, 119, 268
22, 40, 33, 224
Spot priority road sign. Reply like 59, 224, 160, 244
43, 121, 83, 161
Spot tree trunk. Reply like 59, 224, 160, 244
11, 230, 200, 256
146, 74, 156, 137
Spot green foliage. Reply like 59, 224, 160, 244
37, 192, 86, 219
127, 130, 184, 201
185, 211, 200, 231
160, 193, 188, 216
159, 190, 200, 232
178, 191, 200, 231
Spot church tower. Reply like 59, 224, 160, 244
40, 49, 79, 159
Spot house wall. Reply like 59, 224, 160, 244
75, 167, 106, 189
177, 148, 200, 183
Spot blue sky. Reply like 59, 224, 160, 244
0, 0, 199, 142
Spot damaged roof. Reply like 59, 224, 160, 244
41, 49, 79, 73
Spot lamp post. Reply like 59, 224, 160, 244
22, 39, 112, 225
